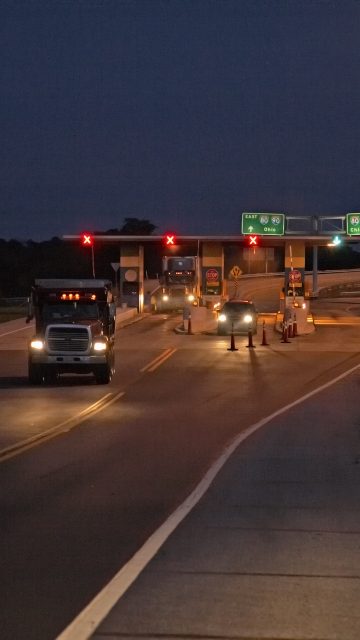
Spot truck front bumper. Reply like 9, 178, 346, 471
29, 353, 110, 375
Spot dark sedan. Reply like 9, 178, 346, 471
217, 299, 258, 335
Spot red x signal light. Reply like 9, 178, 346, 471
81, 233, 93, 247
248, 235, 259, 246
164, 233, 176, 246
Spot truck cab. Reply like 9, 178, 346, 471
27, 279, 116, 385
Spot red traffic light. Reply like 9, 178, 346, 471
164, 233, 176, 246
81, 233, 93, 246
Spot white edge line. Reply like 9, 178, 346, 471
0, 325, 32, 338
56, 361, 360, 640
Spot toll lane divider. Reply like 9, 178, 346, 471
0, 390, 125, 463
140, 348, 177, 373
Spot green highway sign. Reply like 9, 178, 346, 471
346, 213, 360, 236
242, 212, 285, 235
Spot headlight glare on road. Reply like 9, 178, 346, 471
30, 339, 44, 350
93, 341, 107, 352
243, 314, 253, 324
218, 313, 227, 322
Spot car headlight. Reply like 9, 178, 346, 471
187, 294, 195, 302
93, 340, 107, 352
243, 314, 253, 323
218, 313, 227, 322
30, 339, 45, 350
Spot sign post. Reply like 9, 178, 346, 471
111, 262, 120, 294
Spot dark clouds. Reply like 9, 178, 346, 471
1, 0, 360, 240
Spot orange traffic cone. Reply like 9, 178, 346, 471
293, 313, 298, 337
227, 323, 238, 351
261, 320, 269, 346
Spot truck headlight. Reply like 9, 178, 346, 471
93, 340, 107, 352
243, 314, 253, 324
162, 294, 169, 302
30, 339, 45, 350
187, 294, 195, 302
218, 313, 227, 322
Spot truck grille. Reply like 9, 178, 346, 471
47, 327, 90, 353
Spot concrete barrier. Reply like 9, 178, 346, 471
115, 306, 138, 328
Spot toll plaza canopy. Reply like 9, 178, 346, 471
63, 213, 360, 247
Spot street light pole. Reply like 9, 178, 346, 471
91, 245, 95, 278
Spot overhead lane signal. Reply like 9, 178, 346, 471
247, 234, 259, 246
81, 232, 94, 246
327, 235, 342, 247
163, 233, 177, 247
80, 232, 95, 277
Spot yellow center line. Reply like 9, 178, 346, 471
140, 348, 175, 373
0, 390, 125, 463
147, 348, 177, 372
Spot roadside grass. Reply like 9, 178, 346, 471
0, 311, 26, 323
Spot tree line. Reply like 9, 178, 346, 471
0, 218, 159, 297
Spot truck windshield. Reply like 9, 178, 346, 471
42, 302, 100, 321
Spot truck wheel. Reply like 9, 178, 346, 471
43, 368, 59, 385
94, 364, 112, 384
94, 352, 114, 384
28, 362, 43, 385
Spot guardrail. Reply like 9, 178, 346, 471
0, 297, 28, 307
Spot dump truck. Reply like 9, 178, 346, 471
26, 279, 116, 384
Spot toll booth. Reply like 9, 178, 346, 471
119, 244, 144, 311
200, 242, 224, 307
281, 240, 309, 332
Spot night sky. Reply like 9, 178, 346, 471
1, 0, 360, 241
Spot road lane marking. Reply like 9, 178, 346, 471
140, 348, 176, 373
0, 325, 32, 338
55, 359, 360, 640
0, 390, 125, 462
314, 319, 360, 325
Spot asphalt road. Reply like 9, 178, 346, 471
0, 279, 360, 639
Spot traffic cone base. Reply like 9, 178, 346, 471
246, 329, 256, 349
